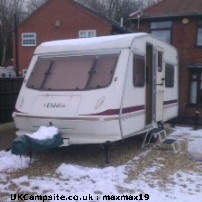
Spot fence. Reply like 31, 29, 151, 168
0, 78, 23, 124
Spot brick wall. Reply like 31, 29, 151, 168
133, 18, 202, 119
173, 19, 202, 118
15, 0, 112, 74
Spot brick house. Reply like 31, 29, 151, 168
14, 0, 128, 76
130, 0, 202, 122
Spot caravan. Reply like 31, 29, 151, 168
13, 33, 178, 146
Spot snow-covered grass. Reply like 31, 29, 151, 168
0, 150, 29, 172
0, 126, 202, 202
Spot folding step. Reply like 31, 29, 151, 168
162, 138, 181, 154
141, 127, 181, 154
141, 128, 166, 149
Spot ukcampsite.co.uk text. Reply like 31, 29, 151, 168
11, 193, 150, 201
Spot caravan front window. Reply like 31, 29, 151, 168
27, 53, 119, 91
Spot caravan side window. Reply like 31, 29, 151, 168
133, 55, 145, 87
165, 63, 174, 87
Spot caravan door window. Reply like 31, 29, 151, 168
133, 55, 145, 87
27, 53, 119, 91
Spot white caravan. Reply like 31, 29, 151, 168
13, 33, 178, 146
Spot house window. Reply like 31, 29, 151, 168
150, 21, 172, 43
22, 33, 36, 46
165, 63, 174, 88
133, 55, 145, 87
79, 30, 96, 38
189, 71, 202, 105
197, 20, 202, 46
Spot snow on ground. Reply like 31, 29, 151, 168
0, 150, 29, 172
168, 126, 202, 141
169, 126, 202, 161
0, 126, 202, 202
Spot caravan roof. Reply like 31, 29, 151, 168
34, 33, 148, 55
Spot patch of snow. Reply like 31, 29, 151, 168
0, 151, 29, 172
188, 138, 202, 161
4, 160, 201, 202
0, 126, 202, 202
26, 126, 59, 140
55, 164, 127, 195
169, 126, 202, 161
165, 171, 202, 201
141, 163, 165, 175
156, 157, 165, 161
169, 126, 202, 141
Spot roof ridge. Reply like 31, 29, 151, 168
71, 0, 129, 32
143, 0, 165, 12
19, 0, 129, 33
130, 0, 202, 19
130, 0, 165, 18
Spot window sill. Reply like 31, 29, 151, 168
22, 45, 36, 47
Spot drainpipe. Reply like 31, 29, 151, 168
194, 111, 200, 130
14, 13, 19, 77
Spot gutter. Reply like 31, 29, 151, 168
130, 13, 202, 21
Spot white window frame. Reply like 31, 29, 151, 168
22, 33, 36, 46
197, 22, 202, 46
79, 30, 96, 38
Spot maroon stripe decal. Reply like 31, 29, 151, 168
89, 109, 120, 116
163, 99, 178, 105
83, 105, 145, 116
122, 105, 145, 114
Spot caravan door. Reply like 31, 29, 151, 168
155, 47, 164, 122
